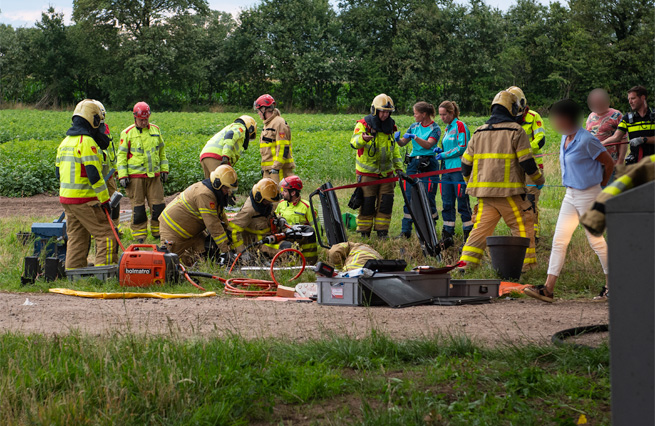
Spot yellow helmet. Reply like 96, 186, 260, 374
506, 86, 527, 115
210, 165, 238, 191
91, 100, 106, 122
237, 115, 257, 141
252, 178, 281, 203
73, 99, 103, 129
492, 91, 521, 117
370, 93, 395, 115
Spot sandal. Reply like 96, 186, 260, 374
524, 285, 554, 303
593, 286, 609, 301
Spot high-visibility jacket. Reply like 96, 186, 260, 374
327, 242, 382, 271
521, 110, 546, 168
461, 121, 545, 198
200, 122, 248, 166
160, 181, 231, 252
581, 155, 655, 236
350, 119, 403, 177
56, 135, 110, 204
228, 195, 277, 255
260, 109, 294, 171
117, 124, 169, 179
275, 198, 315, 225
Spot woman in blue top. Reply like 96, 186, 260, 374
436, 101, 473, 241
396, 102, 442, 238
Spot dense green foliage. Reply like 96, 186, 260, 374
0, 0, 653, 113
0, 331, 610, 424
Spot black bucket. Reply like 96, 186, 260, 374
486, 236, 530, 280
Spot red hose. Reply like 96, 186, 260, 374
179, 263, 207, 292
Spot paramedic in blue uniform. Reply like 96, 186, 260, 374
436, 100, 473, 242
396, 101, 442, 239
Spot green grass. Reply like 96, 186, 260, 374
0, 331, 610, 425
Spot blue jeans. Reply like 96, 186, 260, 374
401, 156, 439, 234
440, 171, 473, 235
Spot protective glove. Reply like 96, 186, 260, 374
395, 169, 404, 177
160, 172, 169, 183
218, 251, 237, 266
227, 194, 237, 206
435, 153, 444, 161
269, 169, 279, 175
279, 241, 293, 250
119, 177, 130, 188
275, 216, 288, 230
629, 137, 646, 147
536, 184, 544, 190
403, 133, 416, 140
393, 131, 401, 142
100, 201, 111, 215
433, 147, 444, 154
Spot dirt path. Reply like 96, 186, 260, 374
0, 292, 608, 345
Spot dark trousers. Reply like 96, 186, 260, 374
441, 171, 473, 235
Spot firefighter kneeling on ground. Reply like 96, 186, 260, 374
159, 165, 238, 266
275, 176, 318, 264
199, 115, 257, 177
350, 94, 404, 239
117, 102, 169, 243
327, 242, 383, 272
229, 178, 306, 264
458, 90, 545, 271
56, 99, 118, 270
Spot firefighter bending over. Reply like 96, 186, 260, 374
327, 242, 383, 272
350, 94, 404, 239
254, 94, 295, 183
199, 115, 257, 177
275, 175, 318, 263
56, 100, 117, 269
117, 102, 169, 242
160, 165, 238, 265
458, 90, 545, 270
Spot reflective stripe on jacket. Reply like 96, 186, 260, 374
260, 109, 294, 171
275, 199, 315, 225
117, 124, 169, 179
522, 110, 546, 168
160, 182, 230, 252
350, 119, 403, 177
327, 242, 382, 271
56, 135, 110, 204
228, 197, 277, 255
461, 121, 544, 197
200, 122, 247, 165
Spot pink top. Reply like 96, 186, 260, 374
585, 108, 626, 160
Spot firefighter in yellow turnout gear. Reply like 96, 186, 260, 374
459, 91, 545, 269
199, 115, 257, 178
327, 242, 383, 272
56, 100, 118, 270
117, 102, 169, 242
160, 165, 238, 265
508, 86, 546, 241
275, 176, 318, 264
350, 94, 404, 239
254, 94, 294, 183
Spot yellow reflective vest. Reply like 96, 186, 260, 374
200, 122, 248, 166
56, 135, 110, 204
327, 242, 382, 271
260, 109, 294, 171
522, 110, 546, 168
462, 121, 545, 197
350, 119, 403, 177
117, 124, 169, 179
275, 199, 315, 225
160, 181, 231, 252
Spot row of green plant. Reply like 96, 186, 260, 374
0, 330, 610, 425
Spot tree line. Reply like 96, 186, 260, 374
0, 0, 653, 114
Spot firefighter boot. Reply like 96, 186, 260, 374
377, 230, 388, 240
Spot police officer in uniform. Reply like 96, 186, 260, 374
199, 115, 257, 177
253, 94, 294, 183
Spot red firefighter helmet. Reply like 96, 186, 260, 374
254, 94, 276, 110
133, 102, 151, 119
280, 175, 303, 192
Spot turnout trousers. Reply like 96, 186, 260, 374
63, 203, 118, 270
160, 224, 206, 266
262, 166, 295, 184
356, 175, 395, 233
201, 157, 222, 179
526, 175, 541, 239
440, 171, 473, 235
459, 195, 536, 268
125, 177, 165, 240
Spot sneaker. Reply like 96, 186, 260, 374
524, 285, 554, 303
593, 286, 609, 301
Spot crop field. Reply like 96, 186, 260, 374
0, 109, 610, 425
